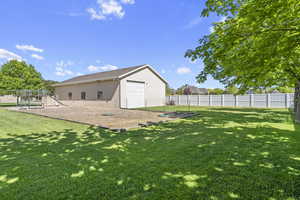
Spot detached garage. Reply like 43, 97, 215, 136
53, 64, 167, 108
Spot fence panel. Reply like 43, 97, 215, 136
290, 94, 294, 108
237, 95, 250, 107
167, 93, 294, 109
180, 95, 188, 105
0, 95, 18, 103
253, 94, 267, 108
270, 93, 286, 108
168, 96, 177, 104
211, 95, 222, 106
189, 95, 199, 106
223, 95, 235, 107
200, 95, 210, 106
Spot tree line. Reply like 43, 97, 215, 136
0, 60, 57, 95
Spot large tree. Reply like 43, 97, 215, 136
0, 60, 45, 91
225, 85, 239, 95
43, 80, 58, 95
166, 84, 175, 96
186, 0, 300, 121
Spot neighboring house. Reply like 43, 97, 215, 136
53, 64, 167, 108
183, 85, 208, 95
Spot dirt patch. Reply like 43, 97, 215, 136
11, 105, 178, 130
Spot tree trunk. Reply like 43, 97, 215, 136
294, 81, 300, 123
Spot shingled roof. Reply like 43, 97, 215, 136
54, 64, 167, 86
184, 85, 208, 95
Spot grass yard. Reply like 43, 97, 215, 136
0, 107, 300, 200
0, 103, 17, 107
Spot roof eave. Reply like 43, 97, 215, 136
53, 64, 168, 87
118, 64, 168, 84
53, 77, 119, 87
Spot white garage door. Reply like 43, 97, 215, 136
126, 81, 145, 108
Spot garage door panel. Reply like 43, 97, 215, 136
126, 81, 145, 108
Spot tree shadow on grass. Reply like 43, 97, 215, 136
209, 106, 291, 115
0, 103, 17, 107
0, 108, 300, 200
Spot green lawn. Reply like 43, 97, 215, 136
0, 107, 300, 200
0, 103, 17, 107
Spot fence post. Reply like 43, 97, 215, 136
221, 95, 224, 107
198, 95, 200, 106
209, 95, 212, 106
266, 94, 271, 108
178, 95, 180, 105
285, 93, 289, 108
250, 94, 253, 107
235, 95, 238, 107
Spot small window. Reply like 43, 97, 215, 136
97, 91, 103, 100
68, 92, 72, 100
81, 92, 86, 100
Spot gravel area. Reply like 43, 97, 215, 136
13, 105, 173, 129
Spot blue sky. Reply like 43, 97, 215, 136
0, 0, 224, 89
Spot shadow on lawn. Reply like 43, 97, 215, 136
0, 103, 17, 107
0, 108, 300, 200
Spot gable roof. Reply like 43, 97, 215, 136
184, 85, 208, 94
53, 64, 167, 86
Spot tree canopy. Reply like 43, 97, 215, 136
0, 60, 45, 90
186, 0, 300, 92
166, 84, 175, 96
44, 80, 59, 95
186, 0, 300, 121
208, 88, 225, 95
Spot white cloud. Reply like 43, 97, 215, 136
88, 64, 118, 72
55, 71, 65, 76
16, 45, 44, 53
0, 49, 23, 61
177, 67, 191, 75
121, 0, 135, 4
31, 54, 44, 60
88, 65, 99, 72
99, 0, 124, 18
55, 60, 75, 76
55, 66, 74, 76
76, 72, 83, 76
100, 0, 124, 18
101, 64, 118, 71
87, 0, 134, 21
86, 8, 106, 20
55, 71, 73, 76
210, 26, 215, 33
56, 60, 74, 67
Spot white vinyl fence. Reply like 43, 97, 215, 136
167, 93, 294, 109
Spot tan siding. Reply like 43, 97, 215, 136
120, 68, 166, 108
55, 80, 120, 107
